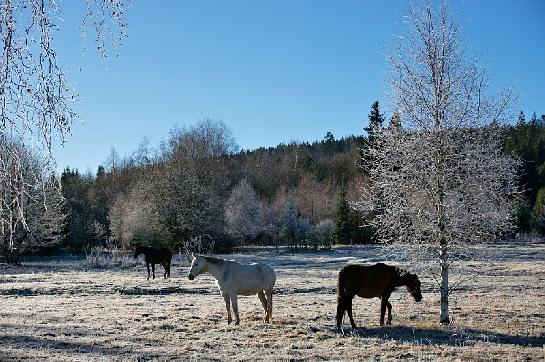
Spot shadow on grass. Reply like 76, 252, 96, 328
0, 333, 132, 357
0, 322, 163, 359
333, 324, 545, 348
119, 286, 209, 295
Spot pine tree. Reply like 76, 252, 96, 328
333, 184, 352, 244
529, 112, 540, 127
361, 102, 385, 172
364, 101, 385, 143
531, 187, 545, 234
517, 111, 526, 126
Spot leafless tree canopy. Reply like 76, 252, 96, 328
0, 0, 128, 150
225, 177, 263, 243
0, 138, 65, 262
358, 127, 519, 244
355, 1, 520, 324
0, 0, 128, 261
389, 2, 515, 133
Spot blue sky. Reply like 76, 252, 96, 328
53, 0, 545, 173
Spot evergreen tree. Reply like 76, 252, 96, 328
517, 111, 526, 126
333, 184, 352, 244
364, 101, 385, 142
531, 187, 545, 234
529, 112, 540, 127
361, 102, 385, 172
324, 131, 335, 143
504, 113, 545, 232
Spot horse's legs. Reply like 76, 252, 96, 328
380, 299, 387, 326
162, 262, 167, 279
151, 263, 156, 279
386, 301, 393, 324
229, 292, 240, 325
265, 289, 273, 322
222, 292, 232, 324
346, 297, 357, 328
167, 260, 171, 278
146, 262, 150, 280
258, 291, 268, 322
336, 297, 346, 328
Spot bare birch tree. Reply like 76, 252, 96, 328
1, 139, 66, 262
0, 0, 128, 261
355, 2, 520, 324
225, 177, 263, 243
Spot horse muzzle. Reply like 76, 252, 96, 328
188, 274, 195, 280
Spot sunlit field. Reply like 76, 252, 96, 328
1, 242, 544, 361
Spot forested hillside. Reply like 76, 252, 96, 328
52, 108, 545, 255
60, 119, 369, 253
504, 112, 545, 233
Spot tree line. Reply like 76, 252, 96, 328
2, 108, 544, 259
59, 118, 371, 255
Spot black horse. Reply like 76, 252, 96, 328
336, 263, 422, 328
134, 245, 172, 280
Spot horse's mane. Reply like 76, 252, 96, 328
202, 255, 229, 265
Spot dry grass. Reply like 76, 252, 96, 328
0, 242, 544, 361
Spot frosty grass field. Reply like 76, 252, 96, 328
0, 241, 544, 361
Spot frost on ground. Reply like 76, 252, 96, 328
0, 242, 544, 361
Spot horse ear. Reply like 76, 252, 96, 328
191, 253, 196, 258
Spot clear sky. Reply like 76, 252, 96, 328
52, 0, 545, 174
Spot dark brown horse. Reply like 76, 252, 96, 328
134, 246, 172, 280
336, 263, 422, 328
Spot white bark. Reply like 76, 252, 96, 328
0, 1, 128, 261
439, 242, 449, 324
355, 2, 520, 324
1, 139, 66, 260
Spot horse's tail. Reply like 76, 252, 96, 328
336, 268, 347, 327
337, 267, 347, 300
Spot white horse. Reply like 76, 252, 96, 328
188, 254, 276, 325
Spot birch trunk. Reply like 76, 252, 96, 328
355, 0, 518, 330
439, 241, 449, 324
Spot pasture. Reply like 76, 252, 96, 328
0, 242, 544, 361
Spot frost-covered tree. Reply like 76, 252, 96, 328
154, 119, 239, 246
225, 178, 263, 243
315, 218, 335, 250
355, 2, 519, 324
0, 0, 128, 151
1, 140, 67, 262
1, 0, 128, 261
23, 176, 67, 254
109, 178, 167, 249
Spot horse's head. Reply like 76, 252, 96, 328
134, 246, 142, 259
406, 274, 422, 302
188, 254, 206, 280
